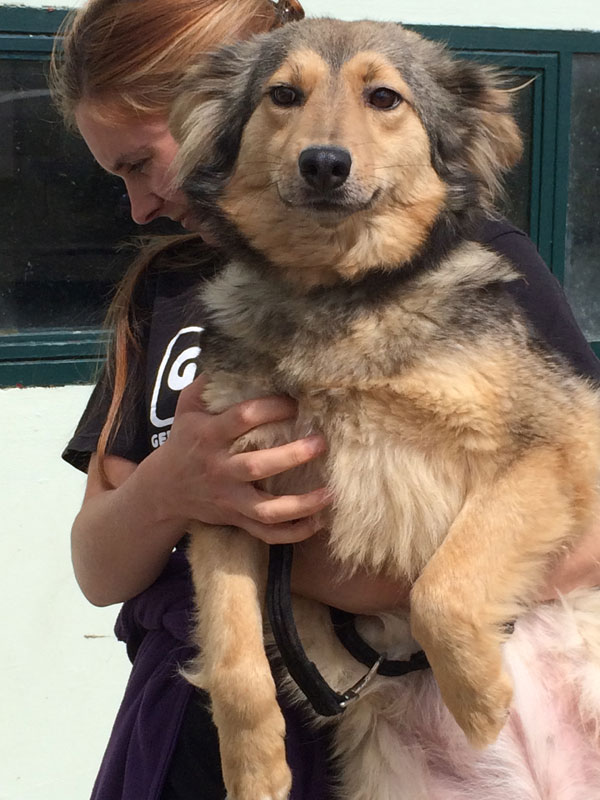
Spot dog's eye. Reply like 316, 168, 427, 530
269, 85, 301, 107
367, 87, 403, 110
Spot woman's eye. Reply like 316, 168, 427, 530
269, 85, 301, 107
367, 87, 403, 110
128, 158, 150, 175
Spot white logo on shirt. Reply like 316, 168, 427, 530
150, 326, 203, 430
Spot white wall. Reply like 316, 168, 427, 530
313, 0, 600, 31
7, 0, 600, 30
0, 386, 130, 800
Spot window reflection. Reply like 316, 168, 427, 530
564, 54, 600, 340
0, 58, 179, 334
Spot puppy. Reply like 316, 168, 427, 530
170, 18, 600, 800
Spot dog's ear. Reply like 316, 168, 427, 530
169, 37, 266, 206
426, 55, 523, 213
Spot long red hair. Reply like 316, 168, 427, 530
50, 0, 304, 485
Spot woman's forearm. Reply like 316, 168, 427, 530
291, 533, 411, 614
70, 387, 329, 607
71, 454, 188, 606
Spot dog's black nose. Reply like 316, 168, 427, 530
298, 146, 352, 192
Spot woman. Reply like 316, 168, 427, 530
51, 1, 600, 798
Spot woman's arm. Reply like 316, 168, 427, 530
292, 529, 600, 614
72, 452, 184, 606
74, 455, 600, 613
73, 350, 600, 612
71, 381, 330, 607
291, 532, 412, 613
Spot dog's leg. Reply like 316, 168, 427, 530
186, 523, 291, 800
410, 445, 596, 749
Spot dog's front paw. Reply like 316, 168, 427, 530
436, 662, 512, 748
220, 711, 291, 800
411, 587, 513, 748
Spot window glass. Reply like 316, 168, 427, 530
0, 50, 592, 340
500, 77, 533, 236
564, 53, 600, 340
0, 57, 178, 334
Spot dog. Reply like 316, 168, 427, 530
169, 18, 600, 800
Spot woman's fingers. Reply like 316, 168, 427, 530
175, 376, 297, 436
239, 516, 321, 545
247, 486, 331, 526
174, 374, 209, 415
228, 435, 326, 482
216, 395, 299, 441
168, 376, 332, 539
218, 483, 331, 543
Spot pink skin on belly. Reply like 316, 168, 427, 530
355, 596, 600, 800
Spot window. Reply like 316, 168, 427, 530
1, 10, 599, 385
0, 8, 178, 386
410, 24, 600, 358
563, 54, 600, 341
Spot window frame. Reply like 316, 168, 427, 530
1, 8, 599, 386
0, 7, 109, 386
407, 25, 600, 357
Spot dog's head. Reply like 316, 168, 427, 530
171, 19, 522, 287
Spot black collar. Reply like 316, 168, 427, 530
267, 543, 430, 717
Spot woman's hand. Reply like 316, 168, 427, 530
145, 375, 331, 544
539, 519, 600, 600
72, 376, 329, 606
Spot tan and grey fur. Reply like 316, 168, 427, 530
170, 18, 600, 800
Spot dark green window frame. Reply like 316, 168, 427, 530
0, 7, 109, 387
1, 8, 599, 386
407, 25, 600, 291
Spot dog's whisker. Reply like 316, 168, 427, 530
235, 159, 283, 168
369, 164, 432, 170
227, 180, 280, 211
237, 172, 281, 181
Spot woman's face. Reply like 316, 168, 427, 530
76, 103, 198, 229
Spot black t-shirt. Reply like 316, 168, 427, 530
63, 257, 207, 471
62, 221, 600, 472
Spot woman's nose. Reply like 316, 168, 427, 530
126, 184, 163, 225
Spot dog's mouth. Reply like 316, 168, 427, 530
273, 146, 384, 222
277, 184, 381, 221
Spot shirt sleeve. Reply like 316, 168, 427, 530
61, 367, 111, 472
478, 220, 600, 382
61, 357, 148, 473
61, 237, 217, 474
61, 273, 155, 474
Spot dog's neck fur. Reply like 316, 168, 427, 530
199, 231, 519, 395
200, 197, 489, 290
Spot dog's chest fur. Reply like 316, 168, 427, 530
198, 240, 589, 579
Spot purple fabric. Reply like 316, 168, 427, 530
90, 550, 332, 800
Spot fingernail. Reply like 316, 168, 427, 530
315, 488, 333, 505
307, 434, 326, 453
311, 513, 326, 532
